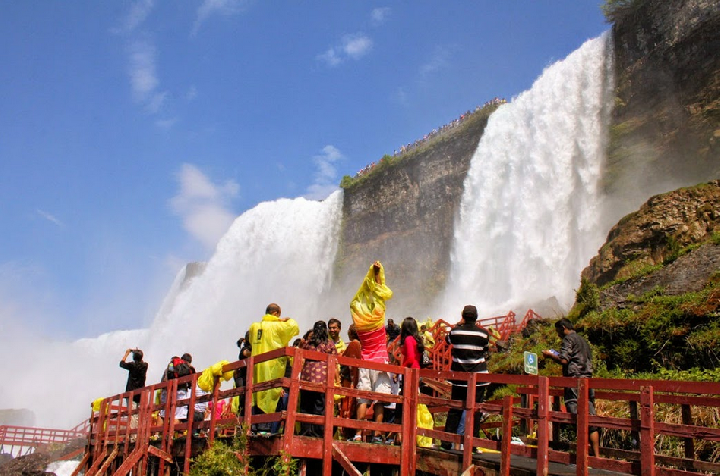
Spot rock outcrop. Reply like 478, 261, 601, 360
583, 180, 720, 287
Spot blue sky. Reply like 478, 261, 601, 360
0, 1, 609, 339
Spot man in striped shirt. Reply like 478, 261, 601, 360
441, 305, 490, 451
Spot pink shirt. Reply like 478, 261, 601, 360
401, 335, 421, 369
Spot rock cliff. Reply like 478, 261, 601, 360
331, 109, 496, 317
606, 0, 720, 213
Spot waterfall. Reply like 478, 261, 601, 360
144, 191, 344, 372
438, 34, 614, 316
8, 192, 343, 429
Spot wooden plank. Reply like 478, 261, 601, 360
147, 445, 173, 463
69, 451, 90, 476
500, 395, 512, 476
640, 386, 655, 476
576, 379, 589, 476
535, 376, 549, 476
331, 443, 363, 476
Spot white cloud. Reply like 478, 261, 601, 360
371, 7, 391, 26
114, 0, 154, 33
343, 34, 373, 59
304, 145, 343, 200
193, 0, 250, 35
170, 164, 239, 249
420, 45, 452, 78
127, 38, 169, 114
36, 209, 63, 227
317, 33, 373, 67
129, 39, 157, 100
155, 117, 178, 129
186, 85, 198, 101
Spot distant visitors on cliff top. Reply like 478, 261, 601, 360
354, 97, 507, 178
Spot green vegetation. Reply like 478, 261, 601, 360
601, 0, 643, 23
190, 429, 297, 476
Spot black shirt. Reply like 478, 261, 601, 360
558, 331, 593, 378
120, 360, 148, 392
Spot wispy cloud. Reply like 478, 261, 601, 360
114, 0, 154, 34
371, 7, 391, 26
169, 164, 239, 249
420, 45, 453, 79
317, 33, 373, 67
193, 0, 250, 35
304, 145, 343, 200
36, 209, 63, 227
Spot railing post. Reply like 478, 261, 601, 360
536, 376, 549, 476
576, 378, 589, 476
462, 372, 477, 470
184, 373, 199, 475
323, 352, 336, 476
400, 367, 418, 476
681, 404, 694, 459
629, 399, 639, 449
283, 348, 302, 455
208, 375, 220, 446
244, 355, 255, 429
640, 386, 656, 476
500, 395, 512, 476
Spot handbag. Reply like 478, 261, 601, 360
421, 349, 432, 368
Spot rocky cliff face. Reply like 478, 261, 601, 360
331, 110, 494, 317
582, 179, 720, 290
606, 0, 720, 212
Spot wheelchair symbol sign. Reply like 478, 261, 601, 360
524, 351, 538, 375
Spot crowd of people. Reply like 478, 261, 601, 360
354, 97, 508, 179
119, 258, 598, 454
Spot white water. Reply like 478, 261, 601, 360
5, 192, 343, 430
438, 34, 614, 315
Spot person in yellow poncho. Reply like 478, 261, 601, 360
349, 261, 394, 443
248, 303, 299, 428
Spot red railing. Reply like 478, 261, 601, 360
77, 346, 720, 476
0, 425, 87, 457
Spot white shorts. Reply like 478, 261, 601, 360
174, 388, 190, 420
356, 368, 392, 404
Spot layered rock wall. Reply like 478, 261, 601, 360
331, 111, 494, 317
606, 0, 720, 211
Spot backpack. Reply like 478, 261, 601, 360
166, 357, 192, 380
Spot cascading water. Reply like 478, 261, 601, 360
142, 191, 344, 373
438, 34, 614, 315
6, 192, 343, 430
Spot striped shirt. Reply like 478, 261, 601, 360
357, 326, 389, 364
446, 323, 490, 386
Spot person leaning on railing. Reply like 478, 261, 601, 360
543, 318, 600, 457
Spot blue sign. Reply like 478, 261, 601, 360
524, 351, 538, 375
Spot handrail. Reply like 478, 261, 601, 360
81, 345, 720, 476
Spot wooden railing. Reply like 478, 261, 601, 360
80, 347, 720, 476
0, 425, 87, 457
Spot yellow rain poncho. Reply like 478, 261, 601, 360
350, 262, 393, 333
249, 314, 299, 415
197, 360, 234, 392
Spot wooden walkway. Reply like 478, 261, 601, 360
71, 347, 720, 476
66, 316, 720, 475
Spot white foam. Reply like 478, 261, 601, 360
438, 34, 614, 315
